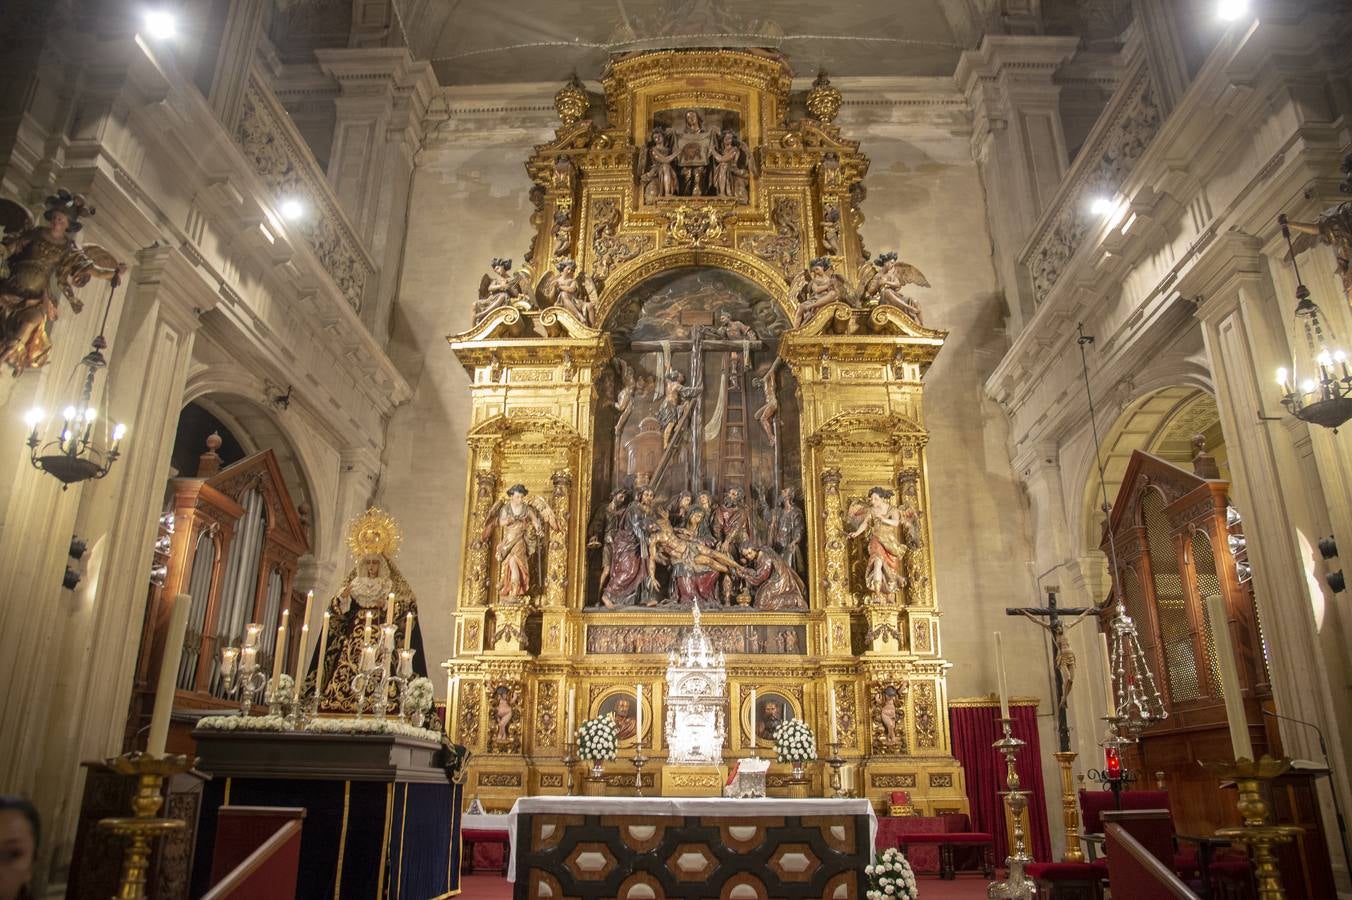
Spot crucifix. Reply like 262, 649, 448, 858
1005, 590, 1094, 753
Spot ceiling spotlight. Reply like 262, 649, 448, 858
1217, 0, 1248, 21
1090, 196, 1116, 217
142, 9, 177, 39
279, 197, 306, 221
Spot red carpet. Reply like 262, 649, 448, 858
458, 872, 993, 898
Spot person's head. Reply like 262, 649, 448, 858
763, 701, 779, 718
0, 796, 38, 900
721, 131, 734, 148
491, 257, 511, 274
639, 488, 655, 506
718, 311, 731, 325
697, 490, 712, 507
686, 508, 706, 530
868, 486, 893, 509
810, 257, 830, 275
676, 491, 693, 509
684, 110, 702, 129
739, 546, 758, 562
724, 487, 743, 505
362, 555, 383, 578
610, 489, 628, 507
779, 488, 793, 503
507, 484, 529, 501
615, 698, 631, 716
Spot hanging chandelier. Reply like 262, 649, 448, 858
24, 281, 128, 486
1275, 213, 1352, 431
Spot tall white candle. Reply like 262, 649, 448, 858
404, 611, 414, 647
750, 687, 757, 743
829, 690, 839, 745
447, 671, 455, 737
316, 611, 331, 697
1204, 594, 1254, 760
147, 593, 192, 756
294, 623, 310, 682
994, 631, 1010, 719
567, 686, 576, 738
270, 610, 290, 693
364, 610, 373, 643
1099, 631, 1116, 714
386, 591, 396, 625
635, 684, 643, 738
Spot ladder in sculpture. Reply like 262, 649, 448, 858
712, 364, 750, 493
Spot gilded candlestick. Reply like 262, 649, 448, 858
98, 753, 196, 900
988, 718, 1035, 900
1053, 750, 1085, 862
826, 741, 846, 798
631, 737, 649, 797
561, 740, 578, 796
1204, 757, 1300, 900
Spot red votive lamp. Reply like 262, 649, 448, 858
1104, 745, 1122, 779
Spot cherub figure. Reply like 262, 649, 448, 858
476, 484, 563, 602
845, 487, 906, 601
475, 257, 532, 322
860, 251, 930, 324
0, 191, 126, 374
538, 258, 599, 327
638, 126, 679, 201
788, 257, 851, 326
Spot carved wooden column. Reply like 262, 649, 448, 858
818, 468, 852, 608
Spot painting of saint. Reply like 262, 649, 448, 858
597, 690, 646, 743
748, 691, 796, 744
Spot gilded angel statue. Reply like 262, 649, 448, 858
475, 257, 533, 323
637, 126, 679, 201
859, 251, 930, 325
537, 258, 599, 327
709, 129, 756, 202
787, 256, 852, 327
476, 484, 564, 602
1283, 207, 1352, 301
0, 191, 126, 374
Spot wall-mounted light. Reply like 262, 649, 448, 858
1089, 196, 1117, 217
1217, 0, 1249, 22
142, 9, 178, 40
279, 197, 306, 221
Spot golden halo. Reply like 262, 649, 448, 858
346, 507, 402, 559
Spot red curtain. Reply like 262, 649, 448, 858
949, 701, 1052, 863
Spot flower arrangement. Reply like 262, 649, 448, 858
773, 718, 817, 764
196, 714, 442, 742
865, 847, 918, 900
404, 676, 434, 726
266, 674, 295, 703
575, 714, 619, 762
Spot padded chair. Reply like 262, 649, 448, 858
888, 790, 917, 817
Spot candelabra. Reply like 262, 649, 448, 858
351, 625, 415, 720
825, 742, 846, 798
561, 741, 578, 795
98, 752, 195, 900
219, 625, 267, 718
1204, 757, 1301, 900
631, 737, 649, 797
988, 718, 1035, 900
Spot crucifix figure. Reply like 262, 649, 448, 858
1006, 590, 1094, 753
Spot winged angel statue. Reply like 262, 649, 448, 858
859, 252, 930, 325
536, 257, 600, 327
0, 191, 126, 374
476, 484, 564, 602
474, 257, 533, 323
787, 257, 852, 326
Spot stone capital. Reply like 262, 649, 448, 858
1178, 232, 1270, 323
127, 244, 221, 334
955, 35, 1080, 102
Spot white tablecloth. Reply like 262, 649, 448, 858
506, 795, 876, 881
462, 812, 510, 834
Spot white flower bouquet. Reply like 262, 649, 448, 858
575, 714, 619, 762
865, 847, 919, 900
773, 718, 817, 764
196, 713, 442, 742
404, 676, 435, 726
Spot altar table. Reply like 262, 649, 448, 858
507, 796, 876, 900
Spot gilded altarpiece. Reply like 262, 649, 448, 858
445, 49, 967, 814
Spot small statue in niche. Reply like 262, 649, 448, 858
752, 357, 782, 443
537, 258, 599, 327
738, 544, 807, 610
0, 191, 126, 374
638, 126, 679, 201
657, 369, 698, 448
821, 204, 842, 255
845, 487, 906, 601
476, 484, 563, 602
475, 257, 532, 322
492, 685, 515, 744
709, 129, 753, 202
769, 487, 805, 573
876, 686, 902, 747
587, 488, 630, 589
551, 209, 574, 258
673, 109, 717, 196
598, 487, 656, 608
788, 257, 851, 327
860, 251, 931, 324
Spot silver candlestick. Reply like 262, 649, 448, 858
631, 738, 649, 797
219, 625, 267, 718
561, 741, 578, 795
988, 717, 1035, 900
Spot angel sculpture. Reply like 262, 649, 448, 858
474, 258, 532, 322
537, 258, 599, 327
845, 487, 906, 601
860, 251, 930, 325
638, 126, 679, 201
1284, 206, 1352, 301
475, 484, 563, 602
788, 257, 851, 327
709, 129, 754, 202
0, 191, 126, 374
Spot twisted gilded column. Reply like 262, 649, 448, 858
819, 468, 851, 607
543, 470, 572, 609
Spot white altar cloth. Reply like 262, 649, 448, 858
505, 795, 876, 881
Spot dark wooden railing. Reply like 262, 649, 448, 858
203, 806, 305, 900
1106, 822, 1199, 899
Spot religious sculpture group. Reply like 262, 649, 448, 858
443, 48, 966, 814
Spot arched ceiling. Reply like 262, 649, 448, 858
391, 0, 999, 85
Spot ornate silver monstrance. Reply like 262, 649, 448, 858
663, 602, 727, 765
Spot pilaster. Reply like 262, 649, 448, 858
207, 0, 269, 133
316, 48, 439, 343
957, 36, 1079, 333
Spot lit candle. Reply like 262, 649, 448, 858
829, 690, 839, 745
387, 591, 396, 625
1099, 630, 1115, 714
1204, 594, 1254, 760
316, 611, 331, 697
994, 631, 1010, 719
398, 649, 415, 678
364, 610, 373, 643
404, 611, 414, 648
270, 610, 289, 693
244, 623, 263, 649
221, 647, 240, 680
750, 687, 757, 743
635, 684, 643, 738
240, 644, 258, 671
382, 623, 397, 652
360, 643, 377, 671
567, 685, 576, 738
294, 623, 310, 682
147, 593, 193, 756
